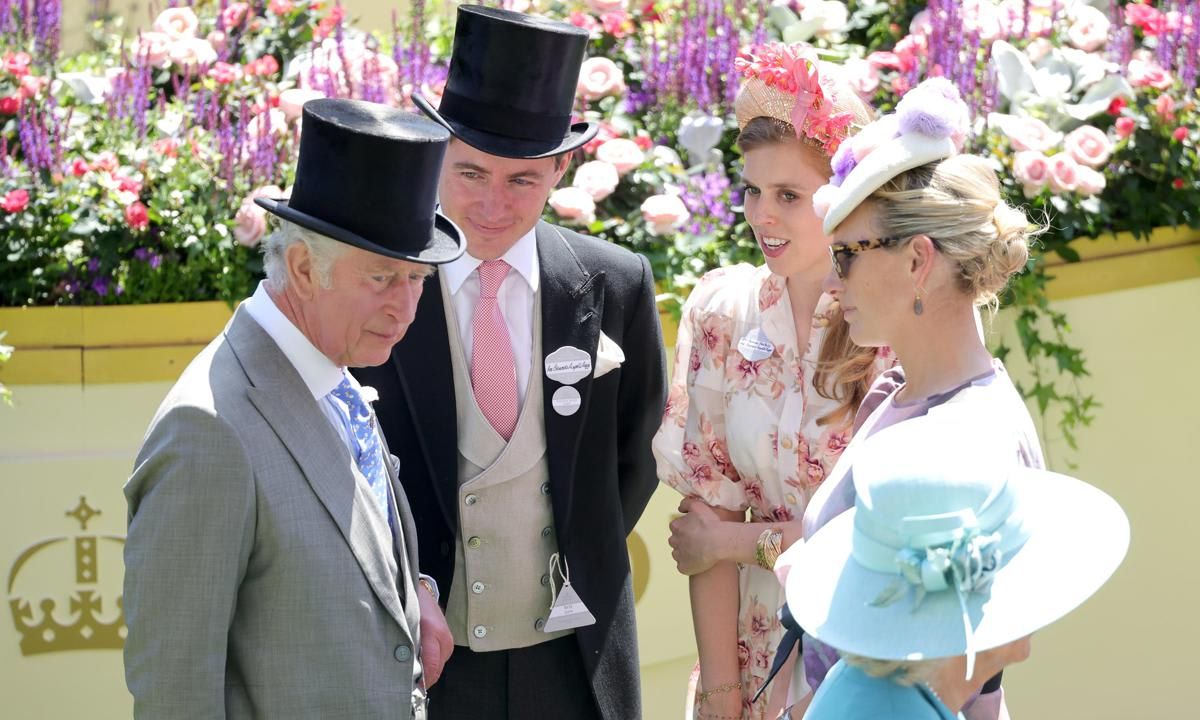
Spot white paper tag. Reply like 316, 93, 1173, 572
544, 345, 593, 385
551, 386, 582, 416
543, 583, 596, 632
737, 328, 775, 362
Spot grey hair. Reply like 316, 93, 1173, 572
840, 653, 944, 687
261, 220, 346, 291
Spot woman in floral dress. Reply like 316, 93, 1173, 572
652, 43, 890, 720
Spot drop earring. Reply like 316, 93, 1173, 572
913, 289, 924, 316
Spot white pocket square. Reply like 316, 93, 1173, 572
594, 332, 625, 379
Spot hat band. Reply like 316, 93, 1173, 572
437, 87, 573, 144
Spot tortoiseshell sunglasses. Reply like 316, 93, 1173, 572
828, 236, 907, 280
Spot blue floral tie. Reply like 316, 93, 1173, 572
330, 377, 390, 521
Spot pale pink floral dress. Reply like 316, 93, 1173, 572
652, 264, 893, 719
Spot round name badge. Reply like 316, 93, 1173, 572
551, 386, 582, 416
544, 345, 592, 385
737, 328, 775, 362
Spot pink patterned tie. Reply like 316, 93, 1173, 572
471, 259, 519, 441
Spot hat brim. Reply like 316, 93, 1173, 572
786, 468, 1129, 661
413, 92, 598, 159
821, 133, 957, 236
255, 197, 465, 265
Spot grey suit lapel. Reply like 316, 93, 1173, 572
225, 308, 414, 642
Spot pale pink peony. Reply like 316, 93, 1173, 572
1067, 4, 1110, 52
1006, 115, 1062, 153
548, 187, 597, 225
1012, 150, 1051, 195
1075, 166, 1107, 196
168, 37, 218, 68
1128, 59, 1173, 89
131, 31, 172, 67
572, 160, 620, 201
640, 194, 690, 236
577, 57, 625, 101
1047, 154, 1080, 194
842, 58, 879, 97
153, 7, 199, 41
1063, 125, 1112, 168
595, 138, 644, 175
586, 0, 625, 13
279, 88, 326, 122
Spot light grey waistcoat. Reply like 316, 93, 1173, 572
441, 275, 570, 651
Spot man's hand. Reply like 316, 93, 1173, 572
668, 497, 728, 575
416, 581, 454, 687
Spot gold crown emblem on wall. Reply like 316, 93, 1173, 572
7, 497, 127, 656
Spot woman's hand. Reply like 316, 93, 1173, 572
668, 497, 731, 575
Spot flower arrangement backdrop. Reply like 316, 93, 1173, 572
2, 0, 1198, 446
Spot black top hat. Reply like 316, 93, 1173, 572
413, 5, 599, 159
256, 99, 464, 264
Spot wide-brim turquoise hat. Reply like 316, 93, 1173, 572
785, 416, 1129, 669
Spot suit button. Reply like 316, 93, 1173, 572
465, 494, 478, 506
541, 526, 552, 538
473, 625, 488, 639
540, 482, 551, 495
394, 645, 412, 662
540, 574, 550, 587
534, 618, 545, 631
472, 581, 485, 594
467, 536, 481, 549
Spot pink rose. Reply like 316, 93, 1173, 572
1012, 150, 1051, 195
1075, 166, 1107, 196
1128, 59, 1173, 89
1125, 2, 1167, 36
1047, 154, 1080, 194
1173, 126, 1189, 142
577, 57, 625, 101
548, 187, 597, 225
595, 138, 644, 175
1067, 5, 1110, 52
234, 202, 267, 247
842, 58, 879, 97
168, 37, 218, 68
1006, 115, 1062, 153
92, 151, 118, 172
601, 10, 631, 38
0, 95, 18, 115
1063, 125, 1111, 168
1, 188, 29, 213
1155, 94, 1176, 121
572, 160, 619, 201
18, 74, 45, 99
269, 0, 294, 15
208, 61, 243, 85
125, 201, 150, 231
1115, 117, 1136, 138
586, 0, 625, 13
640, 194, 690, 236
132, 31, 172, 67
152, 7, 199, 41
279, 88, 326, 122
221, 2, 250, 30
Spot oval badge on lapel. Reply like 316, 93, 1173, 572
544, 345, 592, 385
551, 386, 582, 416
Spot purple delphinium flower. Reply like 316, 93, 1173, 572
134, 247, 150, 262
90, 276, 109, 297
1181, 1, 1200, 89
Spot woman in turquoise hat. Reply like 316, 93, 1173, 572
783, 418, 1128, 719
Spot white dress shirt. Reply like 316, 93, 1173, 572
440, 227, 539, 403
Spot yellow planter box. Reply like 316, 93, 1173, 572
0, 302, 234, 386
1044, 225, 1200, 300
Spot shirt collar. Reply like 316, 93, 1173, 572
441, 226, 539, 295
242, 281, 346, 400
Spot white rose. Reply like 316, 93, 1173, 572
577, 57, 625, 101
279, 88, 326, 122
1067, 4, 1110, 52
800, 0, 849, 37
153, 7, 200, 41
168, 37, 218, 68
595, 138, 644, 175
640, 194, 690, 236
548, 187, 597, 225
572, 160, 620, 201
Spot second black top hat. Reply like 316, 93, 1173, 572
413, 5, 599, 159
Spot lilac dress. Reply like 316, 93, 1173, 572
790, 359, 1044, 695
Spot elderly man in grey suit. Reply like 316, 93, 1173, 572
122, 100, 463, 718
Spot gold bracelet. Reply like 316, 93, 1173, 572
755, 528, 784, 571
697, 679, 742, 706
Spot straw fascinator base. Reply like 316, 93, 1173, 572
785, 417, 1130, 667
